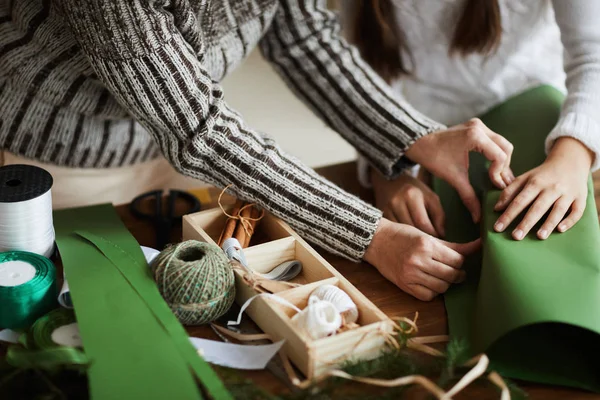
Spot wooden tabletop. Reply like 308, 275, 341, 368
116, 162, 600, 400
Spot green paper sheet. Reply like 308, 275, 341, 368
434, 86, 600, 391
54, 205, 231, 400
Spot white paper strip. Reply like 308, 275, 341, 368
189, 337, 284, 370
58, 279, 72, 308
0, 329, 20, 344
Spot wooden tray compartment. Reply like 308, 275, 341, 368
183, 205, 294, 248
183, 208, 395, 379
271, 278, 393, 378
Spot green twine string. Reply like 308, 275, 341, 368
150, 241, 235, 325
0, 251, 57, 329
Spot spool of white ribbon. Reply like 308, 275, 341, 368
0, 165, 55, 258
311, 284, 359, 324
292, 295, 342, 340
230, 293, 346, 341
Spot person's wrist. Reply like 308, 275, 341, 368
404, 134, 431, 164
363, 217, 391, 266
548, 137, 594, 170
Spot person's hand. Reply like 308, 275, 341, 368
364, 219, 480, 301
405, 118, 514, 223
372, 170, 445, 238
494, 137, 593, 240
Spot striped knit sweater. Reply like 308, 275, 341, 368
0, 0, 444, 261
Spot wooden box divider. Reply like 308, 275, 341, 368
183, 206, 395, 379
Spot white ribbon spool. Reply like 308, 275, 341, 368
311, 284, 359, 324
0, 260, 37, 287
51, 322, 83, 347
0, 165, 55, 258
291, 295, 342, 340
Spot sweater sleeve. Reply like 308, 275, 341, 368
547, 0, 600, 170
58, 0, 382, 261
259, 0, 446, 180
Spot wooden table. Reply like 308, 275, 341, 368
116, 162, 600, 400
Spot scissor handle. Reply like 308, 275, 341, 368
167, 190, 201, 220
129, 190, 162, 220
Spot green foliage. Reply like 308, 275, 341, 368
0, 339, 526, 400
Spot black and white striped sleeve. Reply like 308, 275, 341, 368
59, 0, 382, 261
260, 0, 446, 179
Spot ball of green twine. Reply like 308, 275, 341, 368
150, 241, 235, 325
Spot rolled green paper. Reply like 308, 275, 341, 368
434, 86, 600, 391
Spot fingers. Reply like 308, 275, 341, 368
407, 284, 438, 302
494, 179, 540, 234
426, 193, 446, 237
501, 168, 516, 187
421, 260, 466, 284
494, 173, 529, 211
479, 136, 507, 189
432, 240, 465, 268
453, 175, 481, 223
383, 207, 399, 223
512, 190, 560, 240
537, 198, 572, 239
465, 121, 507, 189
408, 198, 438, 237
389, 201, 413, 226
444, 238, 482, 256
489, 132, 515, 186
558, 198, 586, 233
415, 271, 451, 294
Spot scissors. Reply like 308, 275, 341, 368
130, 189, 201, 249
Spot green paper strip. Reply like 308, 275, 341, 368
75, 230, 231, 400
54, 205, 231, 400
434, 86, 600, 391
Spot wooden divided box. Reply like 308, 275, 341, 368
183, 206, 395, 379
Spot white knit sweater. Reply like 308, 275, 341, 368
355, 0, 600, 185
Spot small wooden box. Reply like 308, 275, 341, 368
183, 207, 395, 379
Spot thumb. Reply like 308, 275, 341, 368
476, 132, 508, 189
452, 175, 481, 223
443, 238, 481, 256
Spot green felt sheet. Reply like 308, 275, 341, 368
54, 205, 231, 400
433, 86, 600, 391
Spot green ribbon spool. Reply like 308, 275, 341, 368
6, 308, 89, 370
25, 308, 78, 349
0, 251, 57, 329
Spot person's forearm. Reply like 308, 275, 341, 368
60, 0, 382, 261
260, 0, 445, 180
547, 137, 594, 170
548, 0, 600, 170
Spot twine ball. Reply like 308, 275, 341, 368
150, 241, 235, 325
